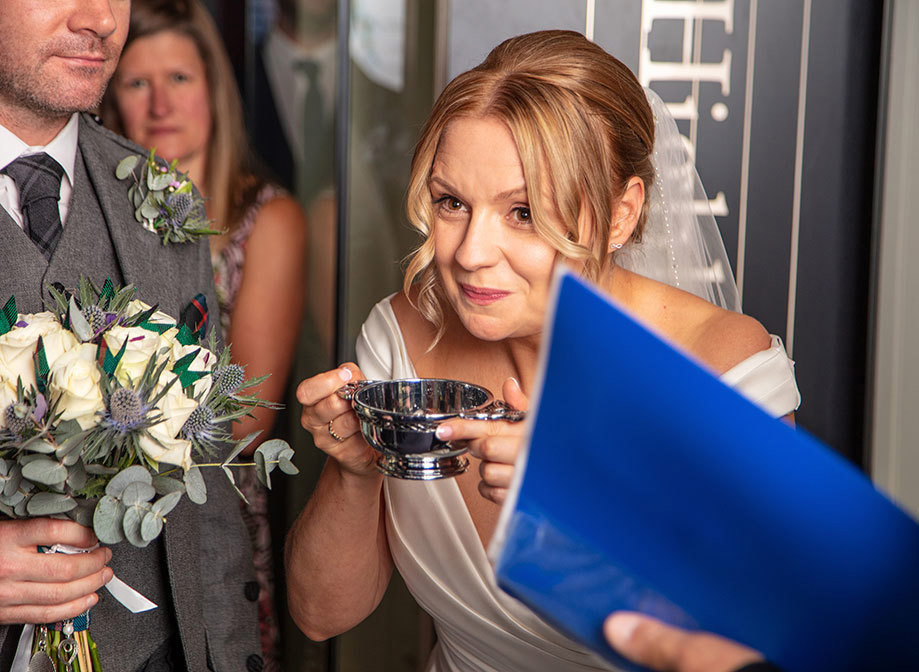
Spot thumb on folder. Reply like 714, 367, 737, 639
604, 612, 772, 672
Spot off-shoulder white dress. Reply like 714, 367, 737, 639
356, 295, 801, 672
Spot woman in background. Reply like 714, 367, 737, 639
287, 30, 799, 671
102, 1, 307, 668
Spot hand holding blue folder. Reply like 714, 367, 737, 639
490, 269, 919, 672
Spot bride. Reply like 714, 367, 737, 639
287, 29, 800, 671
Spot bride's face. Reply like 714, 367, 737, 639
430, 116, 558, 342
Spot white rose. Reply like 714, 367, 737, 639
138, 371, 197, 470
0, 378, 17, 429
0, 312, 70, 391
124, 300, 177, 326
48, 344, 104, 429
104, 326, 163, 386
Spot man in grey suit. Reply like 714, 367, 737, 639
0, 1, 261, 669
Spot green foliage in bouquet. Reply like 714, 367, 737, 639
0, 277, 298, 549
115, 150, 218, 245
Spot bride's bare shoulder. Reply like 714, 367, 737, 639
626, 274, 771, 375
687, 300, 771, 374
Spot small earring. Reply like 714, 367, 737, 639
609, 242, 623, 251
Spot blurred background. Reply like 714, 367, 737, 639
196, 0, 917, 669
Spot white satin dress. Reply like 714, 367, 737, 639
355, 295, 802, 672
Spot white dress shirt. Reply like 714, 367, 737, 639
0, 113, 79, 230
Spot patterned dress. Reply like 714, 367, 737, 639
211, 183, 285, 672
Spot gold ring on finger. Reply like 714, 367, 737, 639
328, 419, 345, 442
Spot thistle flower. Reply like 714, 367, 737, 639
81, 304, 108, 334
103, 387, 145, 433
182, 404, 215, 441
165, 193, 193, 229
213, 364, 244, 396
3, 402, 31, 437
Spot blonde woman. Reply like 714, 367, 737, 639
288, 30, 799, 671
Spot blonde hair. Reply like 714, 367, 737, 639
403, 30, 655, 345
101, 0, 259, 232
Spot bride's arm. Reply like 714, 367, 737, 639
285, 364, 394, 641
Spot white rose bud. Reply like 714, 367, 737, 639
48, 344, 104, 429
0, 312, 71, 391
138, 371, 197, 470
104, 325, 163, 386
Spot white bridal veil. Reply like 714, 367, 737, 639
615, 88, 741, 312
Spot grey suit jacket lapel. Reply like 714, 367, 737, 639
76, 116, 209, 671
77, 118, 165, 288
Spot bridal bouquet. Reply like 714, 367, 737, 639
0, 278, 297, 671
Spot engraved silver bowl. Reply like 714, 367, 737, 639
337, 378, 525, 480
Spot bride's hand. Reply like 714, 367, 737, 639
435, 378, 529, 505
296, 364, 378, 477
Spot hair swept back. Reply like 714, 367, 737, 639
403, 30, 656, 346
100, 0, 261, 232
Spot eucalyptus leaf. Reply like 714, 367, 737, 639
22, 439, 55, 454
140, 195, 160, 220
66, 460, 87, 491
56, 430, 90, 465
278, 449, 299, 476
105, 464, 152, 498
21, 458, 68, 486
93, 495, 126, 544
254, 449, 269, 489
55, 419, 82, 438
121, 481, 156, 506
19, 453, 48, 465
0, 458, 9, 477
26, 492, 76, 516
2, 463, 22, 497
152, 475, 186, 496
151, 491, 182, 517
67, 498, 96, 528
149, 171, 173, 191
221, 466, 249, 505
132, 184, 145, 208
184, 466, 207, 504
1, 489, 25, 507
141, 510, 163, 541
122, 504, 150, 547
0, 502, 13, 517
13, 496, 28, 516
115, 154, 139, 179
254, 439, 288, 463
68, 296, 93, 342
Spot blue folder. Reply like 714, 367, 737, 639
490, 269, 919, 672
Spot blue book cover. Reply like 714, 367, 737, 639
490, 269, 919, 672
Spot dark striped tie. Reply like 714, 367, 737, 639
2, 152, 65, 261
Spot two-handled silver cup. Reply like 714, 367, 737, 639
337, 378, 526, 480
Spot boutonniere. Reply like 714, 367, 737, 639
116, 150, 218, 245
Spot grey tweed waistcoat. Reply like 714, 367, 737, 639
0, 115, 259, 671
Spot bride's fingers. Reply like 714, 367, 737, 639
478, 480, 508, 506
296, 364, 360, 407
327, 411, 360, 443
479, 459, 514, 490
466, 434, 522, 466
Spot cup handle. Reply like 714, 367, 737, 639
459, 400, 526, 423
336, 380, 375, 401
